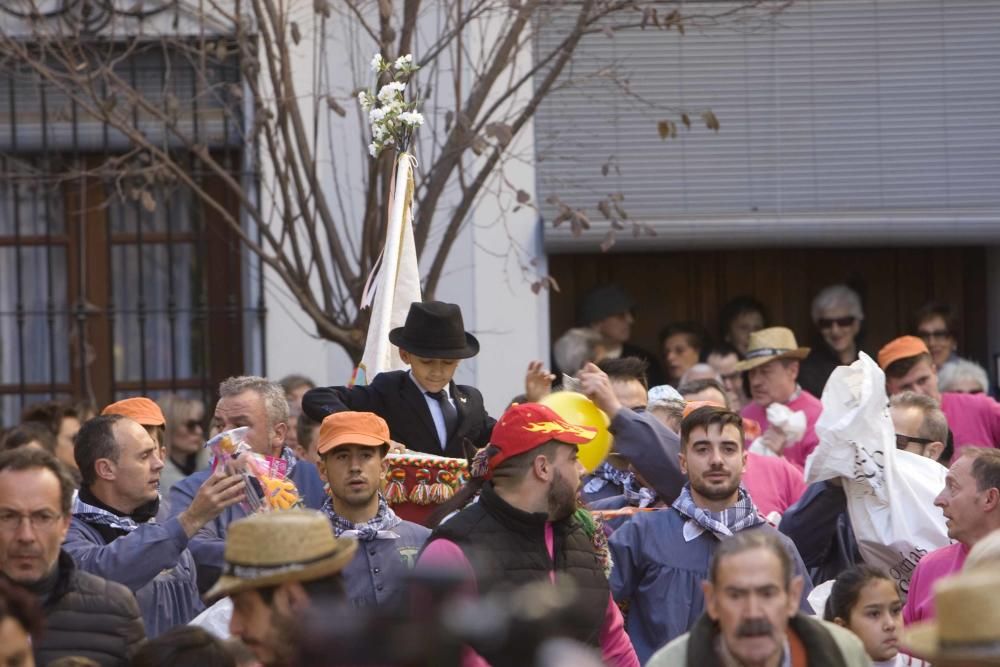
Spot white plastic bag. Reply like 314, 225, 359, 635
804, 353, 950, 595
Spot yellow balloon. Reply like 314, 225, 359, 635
539, 391, 613, 472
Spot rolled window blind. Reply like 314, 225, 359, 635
533, 0, 1000, 250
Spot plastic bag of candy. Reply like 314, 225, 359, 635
205, 427, 303, 512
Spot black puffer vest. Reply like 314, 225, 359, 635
429, 484, 609, 656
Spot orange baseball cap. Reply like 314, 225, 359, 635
682, 399, 725, 419
316, 412, 390, 456
877, 335, 930, 371
101, 397, 165, 426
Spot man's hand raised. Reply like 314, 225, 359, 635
576, 362, 624, 418
177, 469, 246, 538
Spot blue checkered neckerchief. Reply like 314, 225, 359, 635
72, 487, 159, 536
671, 483, 764, 539
323, 494, 401, 541
583, 462, 634, 494
585, 462, 657, 507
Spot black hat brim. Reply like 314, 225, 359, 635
388, 328, 480, 360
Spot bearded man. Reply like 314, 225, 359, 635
608, 405, 813, 663
417, 402, 639, 667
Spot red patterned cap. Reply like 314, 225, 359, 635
486, 403, 596, 474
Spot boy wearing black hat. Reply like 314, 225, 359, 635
302, 301, 495, 458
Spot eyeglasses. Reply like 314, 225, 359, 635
895, 433, 935, 450
918, 329, 951, 341
818, 316, 857, 330
183, 419, 203, 432
0, 510, 63, 531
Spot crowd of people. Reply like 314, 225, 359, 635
1, 294, 999, 667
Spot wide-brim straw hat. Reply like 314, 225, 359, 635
205, 509, 357, 602
733, 327, 810, 372
902, 567, 1000, 664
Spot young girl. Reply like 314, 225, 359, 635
824, 565, 907, 667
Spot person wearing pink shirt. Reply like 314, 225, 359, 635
416, 402, 638, 667
879, 336, 1000, 463
903, 448, 1000, 624
737, 328, 823, 470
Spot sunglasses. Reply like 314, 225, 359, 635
818, 316, 857, 330
918, 329, 951, 341
895, 433, 935, 449
183, 419, 203, 432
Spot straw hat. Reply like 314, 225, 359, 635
205, 509, 357, 602
733, 327, 810, 372
902, 567, 1000, 664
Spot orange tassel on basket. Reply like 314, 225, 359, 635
409, 468, 433, 505
384, 468, 408, 505
429, 470, 457, 504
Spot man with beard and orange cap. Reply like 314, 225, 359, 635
608, 405, 812, 663
416, 402, 639, 667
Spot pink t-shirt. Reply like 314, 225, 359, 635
741, 389, 824, 469
940, 392, 1000, 463
742, 451, 807, 518
417, 524, 639, 667
903, 542, 969, 625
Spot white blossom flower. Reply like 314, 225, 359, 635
398, 111, 424, 127
357, 91, 372, 110
394, 54, 414, 70
370, 53, 385, 73
377, 81, 405, 103
368, 142, 378, 157
368, 107, 387, 123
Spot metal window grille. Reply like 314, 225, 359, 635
0, 39, 265, 427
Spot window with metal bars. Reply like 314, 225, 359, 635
0, 44, 264, 427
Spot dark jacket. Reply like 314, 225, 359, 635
779, 480, 861, 584
302, 370, 495, 458
32, 551, 146, 667
798, 338, 865, 399
428, 483, 609, 657
648, 612, 868, 667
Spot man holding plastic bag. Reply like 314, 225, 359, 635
803, 353, 950, 595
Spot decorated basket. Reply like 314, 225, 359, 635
383, 451, 468, 526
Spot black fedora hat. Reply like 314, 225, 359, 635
388, 301, 480, 359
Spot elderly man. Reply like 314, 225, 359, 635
417, 402, 639, 667
65, 414, 245, 636
609, 405, 812, 663
878, 336, 1000, 462
206, 510, 357, 667
738, 328, 822, 469
0, 447, 144, 665
316, 411, 428, 606
646, 530, 868, 667
904, 448, 1000, 624
169, 376, 328, 592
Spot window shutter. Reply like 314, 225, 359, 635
533, 0, 1000, 251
